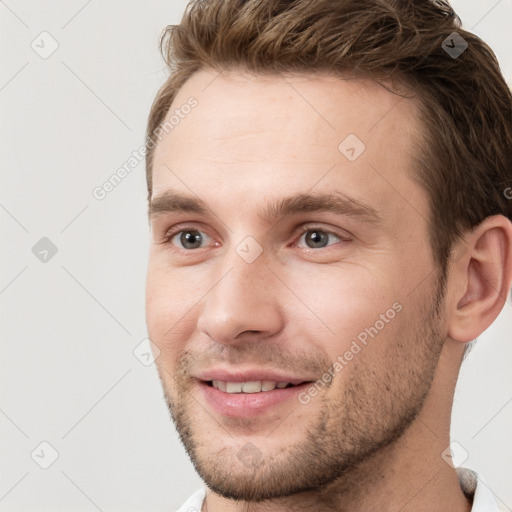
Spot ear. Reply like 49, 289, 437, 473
447, 215, 512, 343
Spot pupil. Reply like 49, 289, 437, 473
181, 231, 202, 249
306, 230, 328, 248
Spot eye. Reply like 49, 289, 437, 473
169, 229, 211, 250
296, 228, 343, 249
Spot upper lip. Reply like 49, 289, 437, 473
195, 368, 315, 385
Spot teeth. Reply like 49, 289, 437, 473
210, 380, 294, 393
242, 381, 262, 393
226, 382, 242, 393
261, 380, 277, 391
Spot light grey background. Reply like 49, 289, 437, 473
1, 1, 511, 510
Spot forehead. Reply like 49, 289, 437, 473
151, 69, 427, 226
154, 70, 420, 153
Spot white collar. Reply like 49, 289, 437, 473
457, 467, 500, 511
177, 469, 500, 511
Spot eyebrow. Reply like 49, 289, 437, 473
149, 189, 381, 224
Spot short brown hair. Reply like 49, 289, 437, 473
146, 0, 512, 271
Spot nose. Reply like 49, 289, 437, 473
196, 250, 284, 345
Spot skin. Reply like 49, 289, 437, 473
145, 69, 512, 511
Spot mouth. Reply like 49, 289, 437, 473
205, 379, 306, 393
198, 377, 314, 417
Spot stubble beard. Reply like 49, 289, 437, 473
158, 280, 446, 502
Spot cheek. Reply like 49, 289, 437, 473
281, 263, 402, 356
145, 261, 203, 356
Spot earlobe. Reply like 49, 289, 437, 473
448, 216, 512, 343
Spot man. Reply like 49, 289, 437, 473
144, 0, 512, 510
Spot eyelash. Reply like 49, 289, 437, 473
160, 224, 351, 251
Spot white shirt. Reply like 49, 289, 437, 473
176, 468, 500, 511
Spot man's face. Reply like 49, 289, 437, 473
146, 70, 447, 500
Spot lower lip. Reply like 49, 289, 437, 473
198, 381, 311, 418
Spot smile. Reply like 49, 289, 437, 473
199, 378, 313, 417
208, 380, 301, 393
